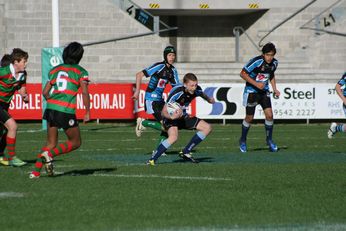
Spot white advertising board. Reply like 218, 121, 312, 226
196, 83, 343, 119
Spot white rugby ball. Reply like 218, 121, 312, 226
167, 102, 182, 117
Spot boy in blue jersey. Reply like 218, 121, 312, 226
146, 73, 215, 165
132, 46, 180, 153
328, 72, 346, 138
239, 42, 280, 152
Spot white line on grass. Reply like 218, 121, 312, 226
92, 173, 233, 181
0, 192, 25, 198
17, 129, 42, 133
142, 223, 346, 231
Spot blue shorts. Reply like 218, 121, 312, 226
144, 100, 164, 121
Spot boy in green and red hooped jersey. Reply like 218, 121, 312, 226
0, 49, 29, 167
30, 42, 90, 179
0, 54, 11, 161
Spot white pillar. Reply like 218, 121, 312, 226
52, 0, 60, 47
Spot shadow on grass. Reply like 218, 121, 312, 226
252, 145, 288, 152
24, 159, 64, 164
86, 126, 119, 131
145, 150, 197, 155
54, 167, 117, 177
172, 157, 214, 163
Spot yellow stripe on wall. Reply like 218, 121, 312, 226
149, 3, 160, 9
248, 3, 259, 9
199, 4, 210, 9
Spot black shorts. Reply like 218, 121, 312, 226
244, 92, 272, 115
43, 109, 78, 130
0, 102, 11, 124
144, 100, 164, 121
163, 115, 201, 130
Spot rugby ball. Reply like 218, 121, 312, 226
167, 102, 182, 117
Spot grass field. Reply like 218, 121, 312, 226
0, 122, 346, 231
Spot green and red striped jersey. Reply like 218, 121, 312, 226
0, 64, 26, 103
46, 64, 89, 114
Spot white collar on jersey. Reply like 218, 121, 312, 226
10, 63, 24, 81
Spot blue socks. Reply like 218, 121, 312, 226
182, 131, 206, 154
240, 120, 250, 142
336, 124, 344, 132
151, 139, 171, 161
151, 131, 208, 161
265, 120, 274, 141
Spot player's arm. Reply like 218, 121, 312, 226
269, 75, 280, 97
240, 69, 265, 90
42, 81, 52, 100
18, 86, 29, 103
196, 85, 215, 104
170, 68, 181, 86
200, 92, 215, 104
335, 83, 346, 106
162, 104, 171, 119
132, 71, 145, 100
80, 80, 90, 123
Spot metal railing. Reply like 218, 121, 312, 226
300, 0, 346, 37
233, 26, 260, 62
82, 27, 178, 47
81, 0, 178, 47
258, 0, 317, 47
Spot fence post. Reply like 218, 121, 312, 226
234, 28, 240, 62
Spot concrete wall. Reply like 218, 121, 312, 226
0, 0, 344, 83
0, 0, 170, 83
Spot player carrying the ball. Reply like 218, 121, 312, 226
146, 73, 215, 165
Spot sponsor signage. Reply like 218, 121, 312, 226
9, 83, 134, 120
7, 83, 343, 120
197, 83, 344, 119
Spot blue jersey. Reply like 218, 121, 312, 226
167, 84, 204, 116
337, 72, 346, 96
242, 55, 278, 93
143, 61, 180, 101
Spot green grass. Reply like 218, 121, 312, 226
0, 122, 346, 231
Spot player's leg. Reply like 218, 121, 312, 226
30, 125, 58, 178
147, 125, 178, 165
180, 117, 212, 163
328, 105, 346, 138
48, 123, 81, 158
239, 93, 256, 153
140, 119, 162, 131
30, 126, 80, 178
261, 93, 278, 152
135, 100, 163, 137
0, 117, 26, 166
0, 126, 7, 161
327, 122, 343, 138
147, 101, 170, 155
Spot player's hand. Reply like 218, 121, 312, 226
132, 91, 139, 100
208, 97, 215, 104
170, 108, 183, 120
256, 82, 265, 90
83, 112, 90, 124
273, 89, 280, 97
343, 99, 346, 106
22, 94, 29, 103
